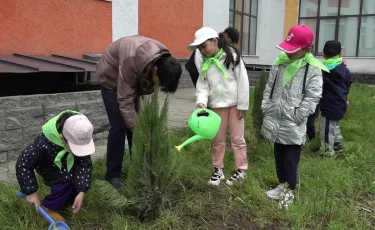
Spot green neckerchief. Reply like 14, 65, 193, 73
273, 51, 330, 86
323, 55, 343, 70
42, 110, 81, 172
201, 48, 228, 78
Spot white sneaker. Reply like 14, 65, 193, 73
226, 170, 246, 186
319, 145, 335, 157
266, 184, 286, 200
208, 167, 225, 186
278, 190, 294, 210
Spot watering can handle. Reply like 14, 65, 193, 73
17, 190, 56, 225
197, 111, 209, 117
192, 108, 212, 117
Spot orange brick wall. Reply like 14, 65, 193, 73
0, 0, 111, 58
138, 0, 203, 58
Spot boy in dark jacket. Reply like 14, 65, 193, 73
320, 40, 352, 156
16, 110, 95, 222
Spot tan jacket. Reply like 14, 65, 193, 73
96, 35, 170, 129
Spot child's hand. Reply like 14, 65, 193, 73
26, 192, 40, 212
237, 110, 246, 119
197, 103, 206, 109
72, 192, 85, 214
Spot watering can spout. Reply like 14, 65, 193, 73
174, 135, 206, 152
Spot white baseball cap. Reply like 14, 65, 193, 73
63, 114, 95, 157
187, 27, 219, 51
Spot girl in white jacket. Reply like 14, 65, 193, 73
187, 27, 250, 186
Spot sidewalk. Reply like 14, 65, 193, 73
0, 88, 196, 184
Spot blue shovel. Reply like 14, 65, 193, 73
17, 190, 70, 230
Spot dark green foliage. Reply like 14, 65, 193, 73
125, 85, 177, 222
252, 69, 267, 141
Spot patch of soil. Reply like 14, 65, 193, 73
181, 207, 284, 230
178, 186, 286, 230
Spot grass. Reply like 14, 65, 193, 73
0, 83, 374, 229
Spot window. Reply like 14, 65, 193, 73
229, 0, 258, 55
298, 0, 375, 57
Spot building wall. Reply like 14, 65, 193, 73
242, 0, 285, 66
138, 0, 203, 57
242, 0, 375, 74
203, 0, 230, 33
0, 0, 112, 58
283, 0, 299, 38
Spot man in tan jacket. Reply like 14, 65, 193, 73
96, 35, 182, 189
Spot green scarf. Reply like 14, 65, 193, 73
323, 55, 343, 70
201, 49, 228, 78
42, 110, 81, 172
273, 52, 330, 86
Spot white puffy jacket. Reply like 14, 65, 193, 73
194, 49, 250, 110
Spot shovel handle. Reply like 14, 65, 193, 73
17, 190, 56, 225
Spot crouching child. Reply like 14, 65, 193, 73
16, 110, 95, 222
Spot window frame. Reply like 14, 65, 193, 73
298, 0, 375, 57
229, 0, 258, 55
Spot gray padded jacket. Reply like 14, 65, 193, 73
261, 62, 323, 145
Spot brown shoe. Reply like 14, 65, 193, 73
42, 206, 66, 222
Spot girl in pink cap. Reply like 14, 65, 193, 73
15, 110, 95, 222
261, 25, 329, 210
187, 27, 250, 186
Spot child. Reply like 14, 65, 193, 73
185, 27, 240, 88
187, 27, 249, 186
16, 110, 95, 222
320, 40, 352, 156
261, 25, 328, 209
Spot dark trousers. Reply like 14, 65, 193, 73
307, 104, 320, 140
42, 181, 77, 211
100, 86, 133, 179
274, 143, 302, 190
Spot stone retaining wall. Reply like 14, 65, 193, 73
0, 91, 109, 163
351, 73, 375, 85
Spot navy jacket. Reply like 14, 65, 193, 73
185, 50, 199, 88
319, 63, 352, 121
16, 133, 92, 195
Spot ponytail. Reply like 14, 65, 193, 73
217, 32, 241, 69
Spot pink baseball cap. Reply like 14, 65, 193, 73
277, 25, 314, 54
63, 114, 95, 157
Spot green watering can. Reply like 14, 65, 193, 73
174, 108, 221, 152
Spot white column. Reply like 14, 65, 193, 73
203, 0, 230, 33
112, 0, 138, 41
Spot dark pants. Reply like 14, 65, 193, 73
42, 181, 77, 211
274, 143, 302, 190
100, 86, 133, 179
307, 104, 320, 140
